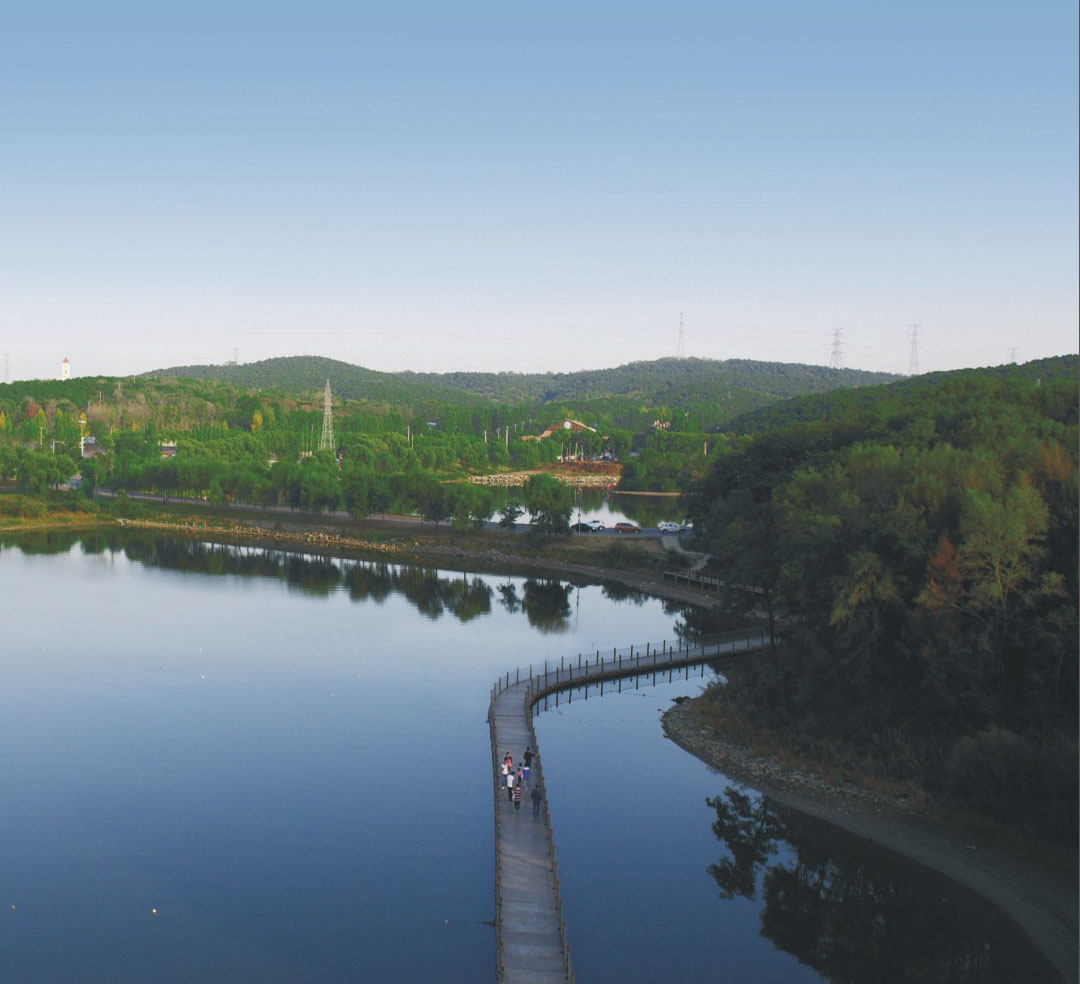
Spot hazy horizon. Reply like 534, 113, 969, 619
5, 349, 1075, 388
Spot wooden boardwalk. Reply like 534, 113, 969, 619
488, 632, 770, 983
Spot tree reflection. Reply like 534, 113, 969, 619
497, 582, 521, 614
705, 785, 1058, 982
11, 531, 668, 641
1, 530, 83, 555
344, 563, 394, 604
444, 573, 492, 623
705, 788, 782, 900
520, 578, 573, 633
601, 581, 646, 604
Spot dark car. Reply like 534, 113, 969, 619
613, 521, 642, 533
570, 521, 594, 532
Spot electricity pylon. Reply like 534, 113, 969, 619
319, 379, 335, 452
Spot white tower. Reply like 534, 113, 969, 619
61, 357, 70, 380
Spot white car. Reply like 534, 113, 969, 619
657, 521, 681, 533
584, 519, 606, 531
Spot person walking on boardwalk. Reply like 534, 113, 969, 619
523, 747, 535, 770
520, 760, 530, 787
512, 781, 522, 812
506, 769, 515, 803
530, 784, 542, 817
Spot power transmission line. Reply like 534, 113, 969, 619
907, 324, 921, 376
319, 379, 335, 452
829, 329, 845, 370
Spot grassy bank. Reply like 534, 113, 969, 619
0, 490, 113, 531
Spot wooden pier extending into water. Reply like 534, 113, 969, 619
487, 631, 770, 983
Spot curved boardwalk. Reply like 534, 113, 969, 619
488, 632, 770, 983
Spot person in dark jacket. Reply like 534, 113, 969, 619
530, 784, 542, 817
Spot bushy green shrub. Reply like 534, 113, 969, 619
945, 726, 1078, 841
107, 490, 144, 518
0, 494, 49, 519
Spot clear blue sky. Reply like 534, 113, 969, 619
2, 0, 1076, 381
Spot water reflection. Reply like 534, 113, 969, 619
489, 487, 685, 527
706, 786, 1059, 983
0, 530, 677, 632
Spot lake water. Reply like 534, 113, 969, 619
0, 531, 1056, 982
489, 488, 686, 528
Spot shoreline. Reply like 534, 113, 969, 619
662, 700, 1078, 982
116, 514, 723, 610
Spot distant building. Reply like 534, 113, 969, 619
61, 357, 70, 381
81, 435, 105, 459
522, 418, 598, 441
160, 441, 178, 458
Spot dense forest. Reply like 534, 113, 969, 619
147, 354, 898, 414
686, 356, 1079, 841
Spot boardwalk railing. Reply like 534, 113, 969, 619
663, 567, 721, 590
488, 629, 771, 983
490, 629, 770, 706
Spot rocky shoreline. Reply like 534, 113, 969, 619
662, 699, 1078, 983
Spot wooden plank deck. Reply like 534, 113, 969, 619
488, 633, 770, 983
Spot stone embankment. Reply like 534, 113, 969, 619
122, 518, 407, 557
468, 470, 617, 488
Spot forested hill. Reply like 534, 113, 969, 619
142, 356, 482, 406
409, 358, 897, 404
144, 355, 896, 412
688, 356, 1079, 842
725, 355, 1078, 435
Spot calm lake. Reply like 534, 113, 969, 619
0, 531, 1056, 982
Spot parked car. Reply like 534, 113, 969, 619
657, 521, 681, 533
584, 519, 606, 531
680, 521, 694, 532
613, 521, 642, 533
570, 522, 593, 532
